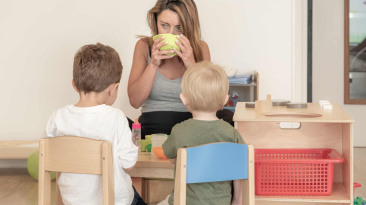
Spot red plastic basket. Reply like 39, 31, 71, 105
255, 148, 344, 196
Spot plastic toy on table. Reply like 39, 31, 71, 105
140, 135, 151, 152
152, 147, 168, 160
151, 134, 168, 159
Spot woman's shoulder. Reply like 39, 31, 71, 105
133, 38, 152, 61
135, 38, 150, 52
200, 40, 209, 49
199, 40, 210, 60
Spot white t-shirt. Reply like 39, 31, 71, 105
44, 104, 138, 205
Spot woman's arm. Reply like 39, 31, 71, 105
128, 38, 174, 108
128, 40, 156, 108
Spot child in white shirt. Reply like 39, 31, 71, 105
44, 43, 145, 205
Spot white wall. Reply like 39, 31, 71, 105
313, 0, 366, 146
0, 0, 300, 144
200, 0, 296, 101
0, 0, 153, 141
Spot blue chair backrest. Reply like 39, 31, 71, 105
186, 143, 248, 184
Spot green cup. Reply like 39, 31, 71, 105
140, 139, 147, 152
146, 144, 152, 152
152, 33, 181, 56
144, 135, 152, 152
145, 135, 151, 144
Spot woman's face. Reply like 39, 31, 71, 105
157, 9, 182, 35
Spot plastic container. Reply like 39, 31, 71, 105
151, 134, 168, 159
141, 135, 151, 152
132, 118, 141, 148
152, 147, 168, 160
255, 148, 344, 196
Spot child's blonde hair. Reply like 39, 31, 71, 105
181, 61, 229, 112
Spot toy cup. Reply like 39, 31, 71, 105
140, 135, 152, 152
152, 33, 181, 56
151, 134, 168, 159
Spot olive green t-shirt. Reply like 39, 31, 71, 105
162, 119, 246, 205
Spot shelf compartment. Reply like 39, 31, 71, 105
255, 183, 350, 203
255, 148, 344, 196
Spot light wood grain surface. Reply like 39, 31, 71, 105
234, 102, 354, 123
234, 99, 354, 205
0, 141, 38, 159
126, 152, 174, 179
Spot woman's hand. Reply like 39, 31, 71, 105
174, 34, 196, 68
151, 36, 175, 67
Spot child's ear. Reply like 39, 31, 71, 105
223, 94, 229, 105
180, 93, 188, 106
108, 83, 119, 95
72, 80, 80, 92
113, 83, 119, 90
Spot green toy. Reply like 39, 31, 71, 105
146, 144, 152, 152
354, 197, 366, 205
27, 150, 56, 180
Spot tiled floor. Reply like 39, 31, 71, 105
0, 148, 365, 204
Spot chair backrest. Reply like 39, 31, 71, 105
38, 136, 114, 205
174, 143, 254, 205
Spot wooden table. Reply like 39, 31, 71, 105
0, 140, 175, 178
126, 151, 175, 179
126, 152, 175, 204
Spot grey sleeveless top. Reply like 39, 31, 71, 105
141, 57, 188, 113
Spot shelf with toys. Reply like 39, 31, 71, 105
224, 72, 258, 112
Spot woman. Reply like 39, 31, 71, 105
128, 0, 231, 136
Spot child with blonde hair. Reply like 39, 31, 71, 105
162, 61, 246, 205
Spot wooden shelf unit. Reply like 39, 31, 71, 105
233, 100, 354, 205
228, 72, 258, 102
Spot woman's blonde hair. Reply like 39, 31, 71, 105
181, 61, 229, 112
146, 0, 203, 62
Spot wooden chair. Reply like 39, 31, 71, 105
38, 136, 114, 205
174, 143, 254, 205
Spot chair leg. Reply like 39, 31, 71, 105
38, 170, 51, 205
102, 142, 114, 205
173, 149, 187, 205
56, 172, 64, 205
243, 145, 255, 205
38, 140, 51, 205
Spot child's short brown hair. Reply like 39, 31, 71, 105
181, 61, 229, 112
73, 43, 123, 93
